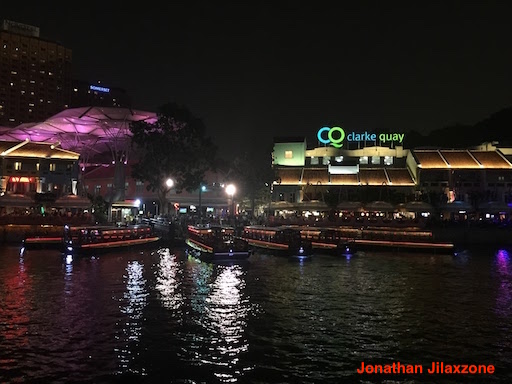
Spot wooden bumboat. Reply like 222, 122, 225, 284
241, 225, 314, 259
185, 224, 250, 262
300, 226, 455, 254
63, 224, 160, 254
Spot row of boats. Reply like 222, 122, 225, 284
22, 222, 456, 263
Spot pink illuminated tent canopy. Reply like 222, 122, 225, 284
0, 106, 157, 164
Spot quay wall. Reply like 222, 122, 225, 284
432, 226, 512, 247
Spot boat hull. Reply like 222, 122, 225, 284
65, 236, 161, 255
185, 238, 250, 262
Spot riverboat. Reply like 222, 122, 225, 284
185, 224, 250, 262
300, 227, 358, 256
23, 235, 64, 251
300, 226, 455, 254
241, 225, 314, 259
63, 224, 160, 255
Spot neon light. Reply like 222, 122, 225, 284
317, 126, 405, 147
89, 85, 110, 93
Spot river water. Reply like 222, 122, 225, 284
0, 244, 511, 383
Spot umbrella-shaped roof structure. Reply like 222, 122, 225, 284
364, 201, 396, 211
404, 201, 434, 212
0, 106, 157, 164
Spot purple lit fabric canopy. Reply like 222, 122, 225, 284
0, 106, 157, 162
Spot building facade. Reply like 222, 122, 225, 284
0, 20, 72, 126
271, 131, 512, 221
70, 79, 131, 109
0, 139, 80, 214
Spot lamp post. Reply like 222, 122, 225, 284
226, 184, 236, 226
199, 184, 206, 224
164, 178, 174, 216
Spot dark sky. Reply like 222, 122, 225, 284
2, 3, 511, 160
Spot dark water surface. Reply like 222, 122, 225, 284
0, 244, 511, 383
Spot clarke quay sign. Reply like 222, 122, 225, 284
317, 126, 405, 148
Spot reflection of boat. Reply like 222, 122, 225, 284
63, 224, 160, 254
185, 224, 250, 262
241, 225, 314, 259
301, 226, 454, 254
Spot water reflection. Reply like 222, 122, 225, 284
182, 262, 251, 383
116, 260, 148, 376
155, 248, 183, 314
495, 249, 511, 318
0, 254, 30, 346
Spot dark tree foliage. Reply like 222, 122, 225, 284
130, 102, 217, 213
87, 193, 108, 223
404, 106, 512, 148
229, 149, 277, 217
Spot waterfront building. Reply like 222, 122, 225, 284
0, 106, 234, 221
0, 139, 80, 213
271, 132, 512, 222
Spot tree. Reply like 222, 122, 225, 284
228, 149, 277, 217
130, 102, 217, 214
87, 193, 108, 223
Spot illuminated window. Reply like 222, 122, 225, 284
384, 156, 393, 166
14, 162, 22, 171
322, 156, 330, 165
310, 156, 319, 165
36, 163, 40, 171
360, 156, 368, 165
136, 180, 144, 193
49, 163, 56, 171
284, 150, 293, 159
371, 156, 380, 165
335, 156, 343, 162
94, 185, 101, 195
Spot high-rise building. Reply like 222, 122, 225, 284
0, 19, 72, 127
70, 79, 132, 109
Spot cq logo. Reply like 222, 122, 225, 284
317, 126, 345, 148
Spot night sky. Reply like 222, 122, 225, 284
2, 3, 511, 160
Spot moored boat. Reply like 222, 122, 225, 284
185, 224, 250, 262
241, 225, 314, 259
300, 227, 358, 256
300, 226, 454, 254
63, 224, 160, 255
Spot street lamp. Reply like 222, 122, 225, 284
199, 184, 206, 224
163, 178, 174, 216
226, 183, 236, 225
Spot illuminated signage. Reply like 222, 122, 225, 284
317, 126, 405, 148
89, 85, 110, 93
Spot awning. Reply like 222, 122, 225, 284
0, 193, 36, 207
111, 199, 140, 208
477, 201, 512, 212
364, 201, 395, 211
403, 201, 434, 212
53, 194, 91, 209
337, 201, 364, 211
438, 201, 475, 212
